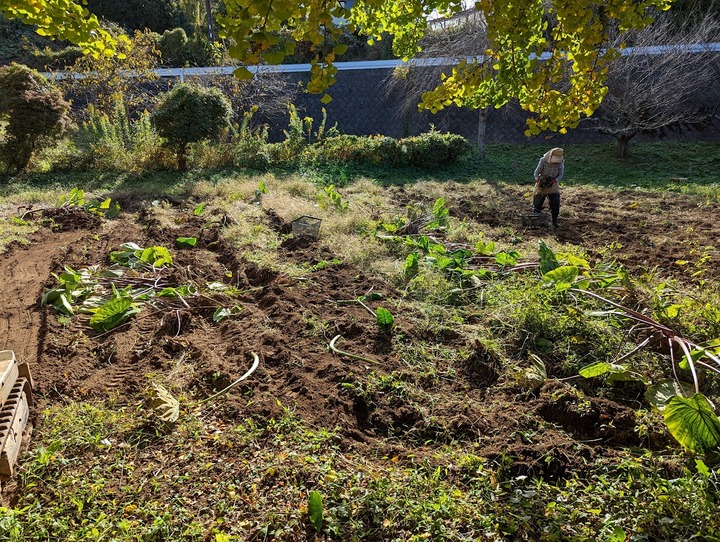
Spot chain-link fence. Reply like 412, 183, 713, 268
280, 66, 720, 145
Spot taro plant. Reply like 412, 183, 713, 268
538, 240, 720, 454
19, 188, 121, 221
308, 490, 324, 533
55, 188, 121, 218
319, 184, 349, 212
41, 242, 243, 333
376, 307, 395, 333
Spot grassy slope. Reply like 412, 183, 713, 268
1, 142, 720, 541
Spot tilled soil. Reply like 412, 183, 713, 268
2, 186, 717, 503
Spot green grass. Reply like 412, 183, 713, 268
5, 141, 718, 196
471, 142, 720, 192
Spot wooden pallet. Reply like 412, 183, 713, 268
0, 351, 33, 480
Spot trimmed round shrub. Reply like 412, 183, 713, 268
0, 63, 71, 173
399, 131, 474, 168
151, 83, 232, 170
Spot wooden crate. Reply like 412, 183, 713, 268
0, 351, 33, 480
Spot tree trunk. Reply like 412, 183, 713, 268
177, 145, 188, 171
476, 107, 487, 159
204, 0, 215, 41
616, 133, 636, 159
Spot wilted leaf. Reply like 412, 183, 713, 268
213, 305, 242, 322
149, 383, 180, 424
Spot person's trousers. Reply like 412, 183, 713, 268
533, 193, 560, 221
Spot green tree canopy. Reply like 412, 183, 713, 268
218, 0, 672, 134
0, 0, 123, 57
3, 0, 674, 134
86, 0, 190, 34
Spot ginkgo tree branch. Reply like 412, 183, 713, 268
0, 0, 124, 57
217, 0, 673, 134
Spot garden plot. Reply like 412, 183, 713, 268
0, 182, 718, 539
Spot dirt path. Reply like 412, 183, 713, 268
0, 231, 83, 367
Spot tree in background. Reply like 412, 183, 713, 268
87, 0, 190, 34
64, 30, 162, 115
151, 83, 232, 170
217, 0, 673, 135
588, 13, 720, 157
384, 11, 493, 157
0, 63, 71, 172
2, 0, 679, 137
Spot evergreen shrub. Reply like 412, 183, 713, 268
0, 63, 71, 172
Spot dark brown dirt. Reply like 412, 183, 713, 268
391, 184, 720, 281
3, 188, 705, 502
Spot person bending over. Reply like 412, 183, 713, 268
533, 147, 564, 227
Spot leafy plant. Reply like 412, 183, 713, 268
212, 305, 243, 323
535, 241, 720, 454
151, 83, 232, 170
41, 242, 244, 333
376, 307, 395, 333
55, 188, 121, 218
664, 394, 720, 454
319, 184, 349, 212
308, 490, 323, 533
89, 295, 138, 332
109, 242, 173, 269
176, 237, 197, 248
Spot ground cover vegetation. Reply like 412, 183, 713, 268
0, 133, 719, 539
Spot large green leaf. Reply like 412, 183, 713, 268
376, 307, 394, 333
538, 240, 560, 274
140, 246, 173, 267
89, 297, 137, 332
579, 361, 617, 378
404, 252, 419, 279
176, 237, 197, 248
542, 265, 578, 291
495, 251, 517, 267
308, 490, 323, 532
664, 393, 720, 453
645, 379, 695, 411
579, 361, 645, 384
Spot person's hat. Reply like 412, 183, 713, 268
548, 147, 564, 163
